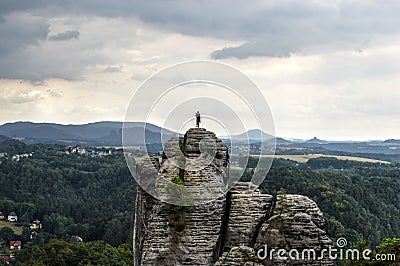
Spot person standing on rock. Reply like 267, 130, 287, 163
195, 111, 201, 128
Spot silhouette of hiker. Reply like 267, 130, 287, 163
195, 111, 201, 128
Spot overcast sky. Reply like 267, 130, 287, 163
1, 0, 400, 140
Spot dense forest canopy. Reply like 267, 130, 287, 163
0, 139, 399, 264
0, 140, 135, 247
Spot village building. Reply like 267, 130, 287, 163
71, 146, 87, 155
7, 212, 17, 222
9, 241, 21, 251
0, 254, 9, 263
30, 219, 42, 230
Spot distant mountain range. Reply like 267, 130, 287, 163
0, 135, 9, 143
0, 122, 399, 152
227, 129, 274, 141
0, 122, 280, 146
0, 121, 177, 146
384, 139, 400, 144
221, 129, 275, 143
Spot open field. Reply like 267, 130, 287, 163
272, 154, 390, 164
0, 220, 22, 235
231, 154, 390, 164
229, 165, 243, 171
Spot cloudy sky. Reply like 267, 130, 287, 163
1, 0, 400, 140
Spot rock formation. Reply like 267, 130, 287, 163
134, 128, 334, 265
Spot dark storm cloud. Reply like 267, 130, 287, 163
211, 40, 296, 59
0, 13, 49, 53
0, 14, 85, 80
0, 0, 47, 20
209, 1, 400, 58
6, 1, 400, 40
1, 0, 400, 79
48, 30, 80, 41
104, 65, 122, 73
45, 0, 400, 58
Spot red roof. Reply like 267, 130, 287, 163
10, 240, 21, 247
0, 255, 9, 261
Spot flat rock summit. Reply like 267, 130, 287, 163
134, 128, 334, 265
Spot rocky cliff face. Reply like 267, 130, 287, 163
134, 128, 334, 265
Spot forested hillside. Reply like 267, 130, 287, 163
0, 140, 135, 247
0, 140, 399, 264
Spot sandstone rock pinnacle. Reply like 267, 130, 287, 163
133, 128, 334, 265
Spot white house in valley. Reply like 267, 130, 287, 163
7, 212, 17, 222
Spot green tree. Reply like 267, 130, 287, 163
377, 238, 400, 261
21, 226, 31, 243
16, 240, 134, 265
0, 227, 15, 244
